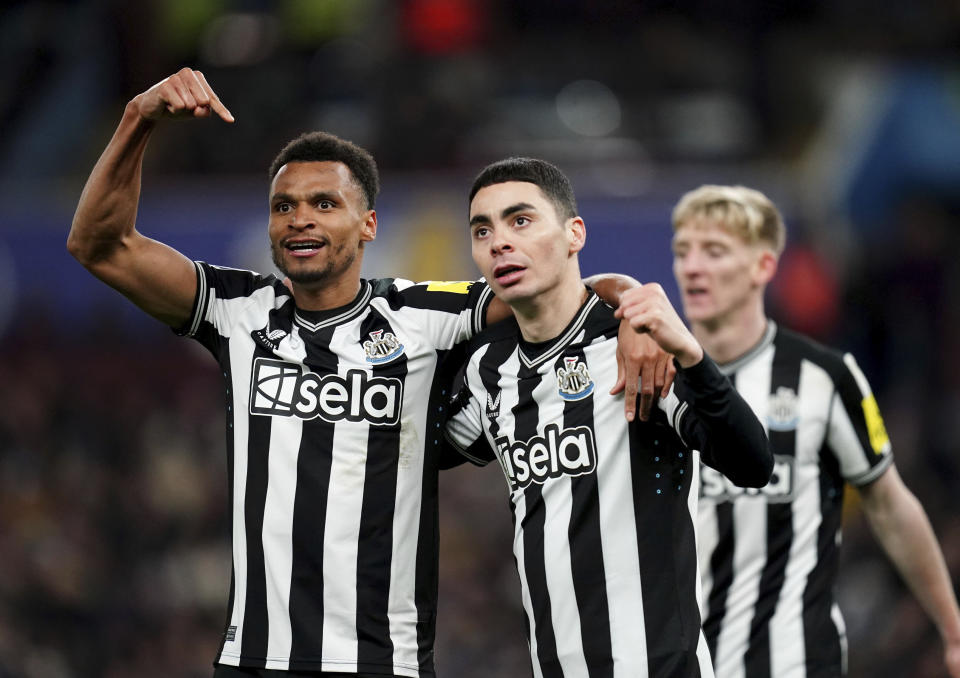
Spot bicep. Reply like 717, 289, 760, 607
84, 232, 198, 328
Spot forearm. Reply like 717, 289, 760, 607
68, 102, 155, 266
676, 356, 772, 487
864, 485, 960, 645
584, 273, 640, 308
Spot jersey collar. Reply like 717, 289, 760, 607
293, 280, 372, 332
715, 319, 777, 376
518, 289, 600, 369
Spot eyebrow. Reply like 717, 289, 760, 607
271, 191, 339, 205
469, 202, 538, 227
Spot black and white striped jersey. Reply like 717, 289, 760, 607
177, 262, 492, 676
697, 321, 894, 678
444, 290, 771, 678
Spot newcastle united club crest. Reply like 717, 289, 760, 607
557, 356, 594, 401
363, 329, 405, 364
767, 386, 799, 431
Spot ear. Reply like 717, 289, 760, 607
567, 217, 586, 255
754, 248, 778, 286
360, 210, 377, 243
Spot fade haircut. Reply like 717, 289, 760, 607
469, 157, 578, 221
671, 185, 786, 255
269, 131, 380, 210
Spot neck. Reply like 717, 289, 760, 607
691, 304, 768, 365
291, 269, 363, 312
512, 271, 588, 343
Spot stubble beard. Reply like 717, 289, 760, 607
272, 242, 358, 286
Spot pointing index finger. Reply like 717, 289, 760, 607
195, 70, 235, 123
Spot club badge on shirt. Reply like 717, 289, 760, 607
557, 356, 594, 401
767, 386, 799, 431
364, 329, 405, 364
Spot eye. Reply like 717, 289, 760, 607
514, 216, 530, 227
275, 202, 292, 214
316, 199, 334, 209
473, 226, 490, 239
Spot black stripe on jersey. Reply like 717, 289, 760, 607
743, 333, 801, 678
356, 309, 406, 673
514, 363, 564, 678
557, 347, 613, 678
217, 355, 239, 661
288, 323, 338, 664
240, 341, 277, 666
703, 502, 735, 663
802, 440, 845, 673
628, 420, 701, 678
415, 344, 464, 672
833, 358, 880, 466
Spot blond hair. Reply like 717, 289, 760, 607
671, 185, 786, 255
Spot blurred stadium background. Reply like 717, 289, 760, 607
1, 0, 959, 676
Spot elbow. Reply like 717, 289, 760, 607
739, 453, 774, 488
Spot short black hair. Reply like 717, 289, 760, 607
468, 157, 578, 220
269, 131, 380, 209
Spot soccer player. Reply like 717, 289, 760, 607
671, 185, 960, 678
66, 68, 669, 678
444, 158, 773, 677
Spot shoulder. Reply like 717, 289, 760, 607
198, 261, 286, 300
774, 325, 851, 382
367, 277, 489, 312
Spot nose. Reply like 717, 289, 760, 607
489, 227, 513, 255
676, 249, 703, 277
290, 203, 315, 230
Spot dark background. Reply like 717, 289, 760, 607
1, 1, 959, 676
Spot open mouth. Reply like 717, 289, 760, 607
685, 287, 708, 300
284, 239, 327, 257
494, 264, 526, 286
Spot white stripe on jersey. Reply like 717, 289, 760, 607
586, 340, 648, 678
262, 416, 303, 668
704, 344, 772, 678
216, 288, 283, 665
767, 359, 833, 676
319, 322, 370, 666
531, 372, 590, 678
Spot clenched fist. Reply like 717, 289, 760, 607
132, 67, 234, 123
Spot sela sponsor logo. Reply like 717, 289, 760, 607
486, 390, 501, 420
363, 329, 405, 364
699, 454, 796, 503
767, 386, 799, 431
252, 324, 289, 352
250, 358, 402, 426
494, 423, 598, 490
556, 356, 594, 401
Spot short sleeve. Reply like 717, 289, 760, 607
443, 360, 495, 467
369, 278, 493, 350
827, 353, 894, 486
174, 261, 287, 355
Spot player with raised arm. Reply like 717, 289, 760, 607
67, 69, 671, 678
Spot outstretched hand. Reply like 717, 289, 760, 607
614, 282, 704, 368
133, 67, 234, 123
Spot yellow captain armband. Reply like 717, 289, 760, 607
861, 394, 890, 454
425, 281, 473, 294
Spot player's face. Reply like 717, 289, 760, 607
268, 161, 376, 286
672, 218, 766, 327
469, 181, 582, 306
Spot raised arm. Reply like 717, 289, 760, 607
859, 466, 960, 677
67, 68, 234, 327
